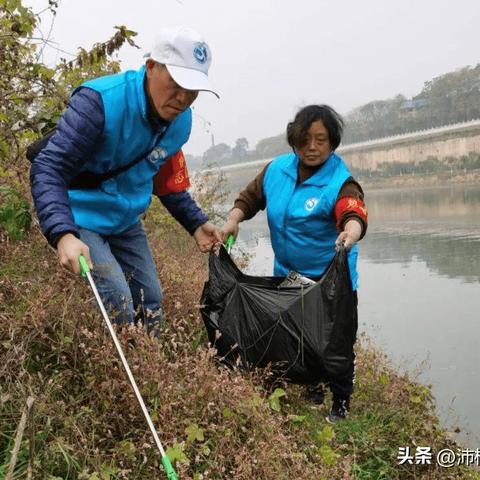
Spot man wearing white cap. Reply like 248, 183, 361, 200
31, 26, 221, 331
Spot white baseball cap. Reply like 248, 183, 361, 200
146, 26, 219, 98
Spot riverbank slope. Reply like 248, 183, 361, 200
1, 199, 478, 479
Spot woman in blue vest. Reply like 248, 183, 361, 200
222, 104, 368, 422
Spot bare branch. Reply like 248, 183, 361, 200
6, 397, 35, 480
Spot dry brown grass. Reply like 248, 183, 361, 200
1, 206, 478, 479
0, 213, 333, 479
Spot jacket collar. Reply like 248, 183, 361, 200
135, 65, 149, 121
137, 65, 170, 133
280, 152, 339, 187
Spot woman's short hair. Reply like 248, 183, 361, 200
286, 104, 344, 151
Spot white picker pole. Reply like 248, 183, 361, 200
79, 255, 177, 480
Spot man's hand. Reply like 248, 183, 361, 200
335, 219, 362, 251
193, 222, 222, 252
57, 233, 93, 274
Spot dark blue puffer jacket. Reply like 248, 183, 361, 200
30, 74, 208, 247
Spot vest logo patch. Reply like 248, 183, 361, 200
150, 147, 168, 163
305, 197, 319, 212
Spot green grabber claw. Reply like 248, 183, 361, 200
79, 254, 90, 278
225, 234, 235, 254
161, 455, 178, 480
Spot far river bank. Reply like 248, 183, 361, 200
359, 168, 480, 191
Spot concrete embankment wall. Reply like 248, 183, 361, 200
195, 121, 480, 194
339, 120, 480, 171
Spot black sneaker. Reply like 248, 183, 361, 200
326, 395, 350, 423
306, 385, 325, 408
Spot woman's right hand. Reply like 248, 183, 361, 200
221, 218, 240, 243
221, 207, 246, 243
57, 233, 93, 274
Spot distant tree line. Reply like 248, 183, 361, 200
196, 64, 480, 168
195, 133, 289, 169
343, 64, 480, 143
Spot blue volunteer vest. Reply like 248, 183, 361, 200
68, 66, 192, 234
263, 152, 359, 290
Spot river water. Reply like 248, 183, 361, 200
226, 182, 480, 448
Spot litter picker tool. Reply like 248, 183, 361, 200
79, 255, 178, 480
225, 234, 235, 254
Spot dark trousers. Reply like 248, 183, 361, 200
311, 291, 358, 399
331, 291, 357, 397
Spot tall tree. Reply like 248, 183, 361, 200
0, 0, 139, 240
231, 137, 249, 160
202, 142, 232, 165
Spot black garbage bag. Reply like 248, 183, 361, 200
200, 246, 356, 385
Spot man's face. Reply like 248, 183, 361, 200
145, 60, 199, 121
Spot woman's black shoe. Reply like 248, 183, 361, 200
326, 395, 350, 423
306, 385, 325, 407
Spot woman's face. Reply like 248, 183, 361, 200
296, 120, 332, 168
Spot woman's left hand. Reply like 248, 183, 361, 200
335, 219, 362, 250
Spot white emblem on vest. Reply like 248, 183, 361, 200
150, 147, 167, 163
305, 197, 319, 212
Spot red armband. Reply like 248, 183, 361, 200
334, 196, 368, 230
153, 149, 191, 196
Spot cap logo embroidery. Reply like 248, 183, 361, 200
193, 43, 208, 64
305, 197, 319, 212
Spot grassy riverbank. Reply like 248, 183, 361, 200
1, 200, 479, 479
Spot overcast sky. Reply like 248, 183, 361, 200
30, 0, 480, 156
